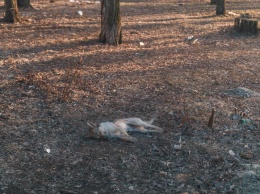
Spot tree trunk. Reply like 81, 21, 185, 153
216, 0, 226, 15
17, 0, 33, 8
4, 0, 20, 23
99, 0, 122, 45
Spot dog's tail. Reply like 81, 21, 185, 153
146, 118, 155, 125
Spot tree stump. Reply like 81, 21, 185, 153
234, 17, 258, 35
216, 0, 226, 15
99, 0, 122, 45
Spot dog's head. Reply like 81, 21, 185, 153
87, 122, 101, 138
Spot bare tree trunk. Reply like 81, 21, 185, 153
17, 0, 33, 8
216, 0, 226, 15
99, 0, 122, 45
4, 0, 20, 23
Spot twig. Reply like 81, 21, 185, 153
59, 189, 78, 194
83, 157, 94, 173
208, 108, 215, 128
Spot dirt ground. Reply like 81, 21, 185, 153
0, 0, 260, 193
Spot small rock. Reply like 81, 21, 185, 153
187, 36, 194, 40
78, 10, 83, 16
159, 171, 167, 176
228, 150, 235, 156
173, 144, 182, 150
135, 52, 144, 56
240, 151, 253, 159
128, 186, 134, 190
244, 144, 249, 149
28, 85, 36, 89
139, 42, 144, 46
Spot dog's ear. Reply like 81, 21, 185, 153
87, 122, 101, 138
87, 122, 97, 128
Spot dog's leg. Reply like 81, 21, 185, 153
113, 133, 137, 142
134, 126, 163, 133
142, 123, 163, 131
124, 118, 163, 132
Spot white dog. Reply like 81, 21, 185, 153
87, 118, 163, 142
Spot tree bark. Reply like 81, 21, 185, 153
99, 0, 122, 45
17, 0, 33, 8
216, 0, 226, 15
4, 0, 20, 23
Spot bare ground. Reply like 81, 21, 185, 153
0, 0, 260, 193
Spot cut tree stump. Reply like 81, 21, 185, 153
234, 17, 258, 35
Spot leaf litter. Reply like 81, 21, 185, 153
0, 0, 260, 193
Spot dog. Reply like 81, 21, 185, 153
87, 118, 163, 142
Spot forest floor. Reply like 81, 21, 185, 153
0, 0, 260, 193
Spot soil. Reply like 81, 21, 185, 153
0, 0, 260, 193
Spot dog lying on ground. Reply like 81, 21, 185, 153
87, 118, 163, 142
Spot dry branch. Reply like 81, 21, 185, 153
208, 108, 215, 128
